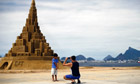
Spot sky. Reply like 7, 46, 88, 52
0, 0, 140, 60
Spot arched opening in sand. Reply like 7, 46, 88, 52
1, 62, 8, 69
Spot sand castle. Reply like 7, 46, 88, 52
0, 0, 62, 70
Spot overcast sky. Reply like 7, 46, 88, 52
0, 0, 140, 60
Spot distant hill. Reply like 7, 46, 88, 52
76, 55, 86, 60
115, 53, 123, 60
103, 55, 114, 61
116, 47, 140, 60
60, 57, 66, 61
87, 57, 95, 61
107, 47, 140, 61
60, 55, 95, 61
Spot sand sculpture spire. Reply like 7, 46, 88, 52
28, 0, 37, 26
24, 0, 39, 34
32, 0, 35, 4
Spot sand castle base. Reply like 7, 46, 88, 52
0, 56, 63, 70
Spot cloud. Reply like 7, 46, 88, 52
0, 0, 140, 60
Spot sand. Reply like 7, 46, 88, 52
0, 67, 140, 84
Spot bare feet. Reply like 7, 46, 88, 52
52, 80, 59, 82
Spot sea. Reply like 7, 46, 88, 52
79, 62, 140, 67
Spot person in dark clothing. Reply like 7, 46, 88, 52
63, 56, 81, 84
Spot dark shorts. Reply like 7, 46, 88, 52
65, 75, 80, 79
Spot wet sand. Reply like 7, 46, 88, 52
0, 67, 140, 84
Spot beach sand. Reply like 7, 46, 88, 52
0, 67, 140, 84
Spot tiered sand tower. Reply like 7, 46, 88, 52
0, 0, 62, 70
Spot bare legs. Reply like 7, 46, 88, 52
55, 75, 57, 81
52, 75, 54, 81
52, 75, 58, 81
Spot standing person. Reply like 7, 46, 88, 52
51, 53, 59, 81
63, 56, 81, 84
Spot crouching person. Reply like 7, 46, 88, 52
63, 56, 81, 84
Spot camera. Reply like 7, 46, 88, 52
68, 57, 70, 59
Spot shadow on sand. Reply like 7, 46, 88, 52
66, 82, 86, 84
